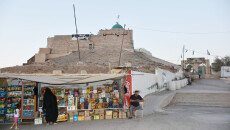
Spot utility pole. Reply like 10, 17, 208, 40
118, 24, 126, 66
73, 4, 80, 61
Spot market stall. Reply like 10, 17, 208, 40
0, 73, 129, 124
40, 79, 128, 122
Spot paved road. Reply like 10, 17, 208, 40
1, 79, 230, 130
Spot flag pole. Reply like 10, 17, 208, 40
183, 45, 185, 73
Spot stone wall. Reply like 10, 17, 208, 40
46, 29, 133, 55
31, 28, 134, 64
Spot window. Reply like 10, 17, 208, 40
89, 44, 93, 50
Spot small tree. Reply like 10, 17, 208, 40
223, 56, 230, 66
212, 56, 230, 71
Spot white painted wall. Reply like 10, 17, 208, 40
131, 68, 184, 97
131, 71, 157, 97
221, 66, 230, 77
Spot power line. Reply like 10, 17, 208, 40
128, 26, 230, 35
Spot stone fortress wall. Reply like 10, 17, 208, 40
34, 27, 134, 63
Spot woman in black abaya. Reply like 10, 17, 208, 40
43, 88, 58, 125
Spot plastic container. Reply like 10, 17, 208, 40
169, 81, 176, 91
176, 80, 181, 89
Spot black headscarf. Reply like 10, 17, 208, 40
43, 88, 58, 122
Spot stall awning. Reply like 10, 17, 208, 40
0, 74, 127, 85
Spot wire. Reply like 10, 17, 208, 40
128, 26, 230, 35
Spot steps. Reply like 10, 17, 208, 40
171, 92, 230, 107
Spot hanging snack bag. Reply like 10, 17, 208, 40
80, 97, 85, 104
97, 87, 102, 93
86, 87, 90, 94
109, 86, 113, 92
90, 86, 94, 93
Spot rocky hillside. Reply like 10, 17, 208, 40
1, 48, 178, 74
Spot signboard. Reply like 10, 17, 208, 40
124, 70, 132, 108
187, 58, 206, 64
72, 34, 90, 40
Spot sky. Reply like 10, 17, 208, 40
0, 0, 230, 68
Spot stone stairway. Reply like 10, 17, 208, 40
171, 92, 230, 107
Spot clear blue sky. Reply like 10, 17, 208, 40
0, 0, 230, 68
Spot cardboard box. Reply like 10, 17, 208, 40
105, 115, 112, 119
68, 111, 75, 122
106, 111, 113, 116
74, 111, 78, 115
95, 110, 104, 114
113, 112, 118, 119
119, 111, 127, 119
85, 116, 91, 121
100, 113, 104, 120
85, 111, 90, 117
73, 115, 78, 122
94, 115, 100, 120
69, 114, 74, 122
79, 111, 85, 116
78, 116, 85, 121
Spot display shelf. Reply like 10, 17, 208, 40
7, 91, 21, 92
58, 106, 67, 108
24, 88, 34, 90
22, 110, 34, 111
21, 82, 36, 119
57, 119, 68, 122
0, 85, 7, 123
23, 94, 34, 96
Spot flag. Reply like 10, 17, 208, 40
207, 50, 210, 55
192, 50, 194, 55
117, 15, 120, 19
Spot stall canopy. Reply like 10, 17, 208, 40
0, 74, 127, 85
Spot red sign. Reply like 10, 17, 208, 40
124, 70, 132, 107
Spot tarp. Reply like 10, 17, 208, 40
0, 74, 127, 85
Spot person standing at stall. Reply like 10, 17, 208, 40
10, 104, 20, 129
43, 88, 58, 125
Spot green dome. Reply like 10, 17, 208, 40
112, 22, 123, 29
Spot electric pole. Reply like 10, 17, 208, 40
118, 24, 126, 66
73, 4, 80, 61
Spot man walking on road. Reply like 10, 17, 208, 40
129, 90, 144, 119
